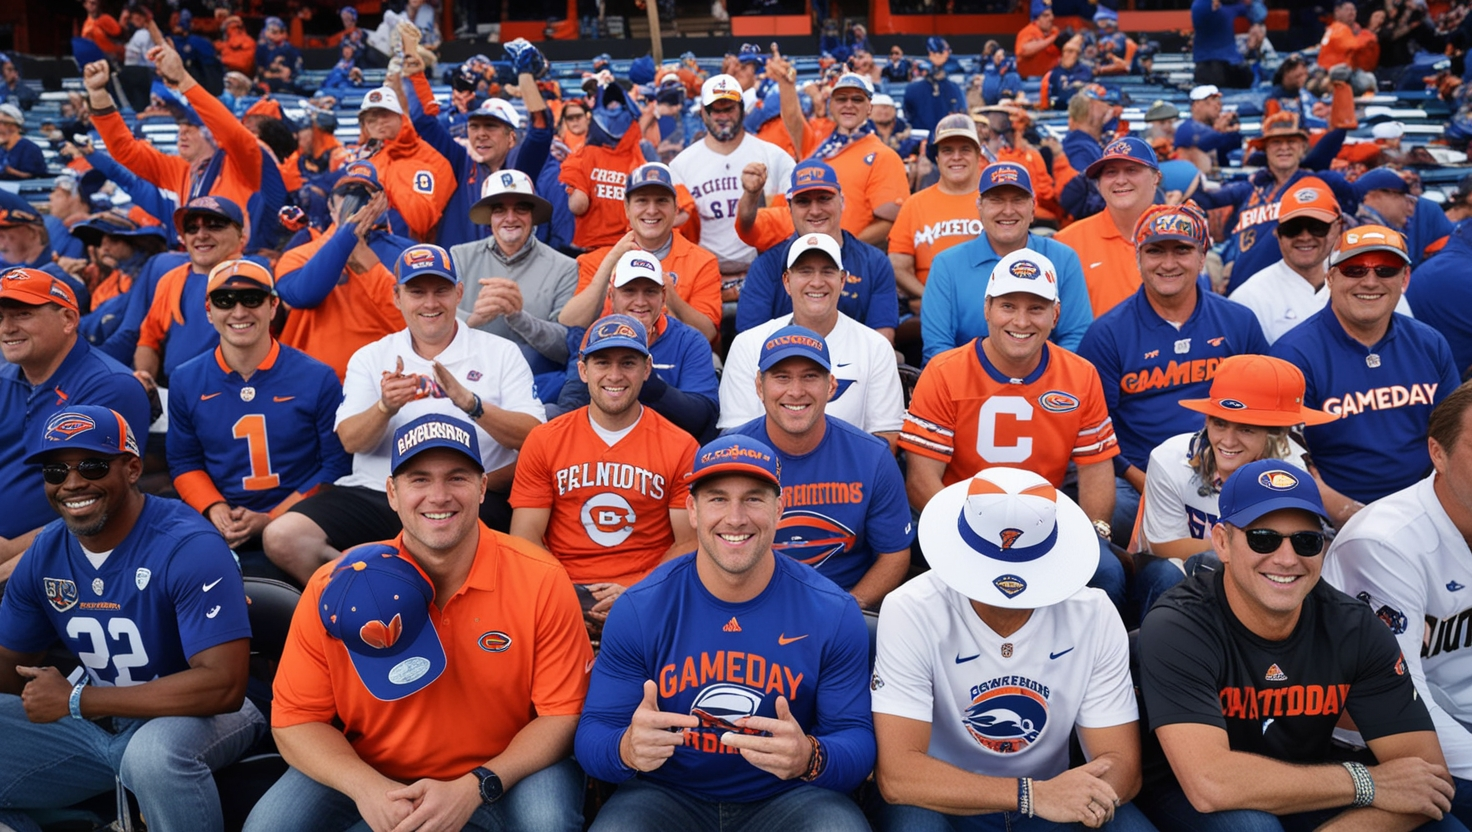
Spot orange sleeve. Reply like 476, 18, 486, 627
187, 83, 263, 185
92, 110, 191, 196
679, 251, 723, 329
1072, 365, 1120, 466
524, 543, 594, 716
897, 363, 956, 463
1026, 152, 1057, 204
139, 267, 187, 350
863, 144, 910, 222
381, 128, 455, 241
888, 194, 920, 257
409, 71, 440, 117
558, 148, 592, 196
174, 470, 228, 514
575, 249, 601, 293
739, 205, 795, 252
507, 426, 555, 510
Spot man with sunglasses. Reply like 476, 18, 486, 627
166, 260, 349, 579
0, 404, 264, 832
1271, 225, 1459, 505
0, 270, 150, 584
1137, 457, 1459, 832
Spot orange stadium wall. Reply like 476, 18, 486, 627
866, 5, 1287, 37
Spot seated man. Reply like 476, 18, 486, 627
553, 251, 719, 443
511, 314, 699, 637
574, 434, 875, 832
719, 233, 903, 444
262, 244, 546, 586
902, 249, 1127, 610
167, 260, 350, 578
727, 325, 911, 609
0, 405, 264, 832
873, 467, 1151, 831
245, 414, 592, 832
1137, 458, 1461, 831
0, 191, 90, 309
1324, 385, 1472, 827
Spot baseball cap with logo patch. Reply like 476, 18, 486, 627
358, 87, 405, 116
701, 74, 743, 107
986, 249, 1058, 301
390, 413, 483, 475
172, 195, 244, 236
978, 162, 1033, 197
25, 405, 140, 464
1329, 224, 1409, 267
206, 259, 276, 295
394, 244, 460, 284
1133, 203, 1211, 250
470, 168, 552, 225
686, 434, 781, 489
787, 160, 841, 198
1085, 136, 1159, 179
759, 324, 831, 372
1276, 177, 1340, 224
581, 313, 650, 357
319, 544, 448, 701
468, 97, 521, 129
334, 160, 383, 193
831, 73, 874, 98
611, 250, 664, 287
0, 267, 79, 312
625, 162, 676, 197
785, 232, 844, 271
1217, 459, 1329, 527
1178, 354, 1337, 427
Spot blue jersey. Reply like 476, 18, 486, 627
728, 416, 914, 591
0, 496, 250, 686
736, 230, 899, 334
1192, 0, 1257, 63
0, 338, 151, 540
166, 341, 350, 514
923, 233, 1094, 365
1271, 309, 1458, 504
1408, 226, 1472, 378
575, 554, 875, 802
1077, 287, 1270, 473
1061, 129, 1104, 174
1406, 195, 1453, 269
902, 76, 966, 133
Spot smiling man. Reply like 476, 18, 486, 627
574, 433, 875, 832
887, 114, 985, 309
1137, 459, 1459, 832
1054, 137, 1161, 318
810, 74, 908, 246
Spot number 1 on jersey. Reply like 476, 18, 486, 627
233, 414, 281, 491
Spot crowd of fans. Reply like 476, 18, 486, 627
0, 0, 1471, 829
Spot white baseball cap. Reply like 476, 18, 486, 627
701, 74, 743, 108
0, 104, 23, 127
1371, 121, 1405, 140
612, 250, 664, 287
358, 87, 404, 116
469, 169, 552, 226
986, 249, 1058, 302
871, 93, 896, 108
1189, 84, 1221, 101
785, 232, 844, 271
468, 97, 521, 129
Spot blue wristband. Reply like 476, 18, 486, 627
69, 680, 87, 720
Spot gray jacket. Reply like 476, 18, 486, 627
450, 235, 578, 365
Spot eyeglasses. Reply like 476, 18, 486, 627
1335, 264, 1404, 279
1277, 218, 1331, 239
210, 290, 270, 309
183, 216, 232, 235
41, 457, 113, 485
564, 111, 588, 121
1242, 528, 1326, 557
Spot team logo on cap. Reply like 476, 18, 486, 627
1150, 214, 1197, 237
359, 614, 404, 650
478, 631, 512, 652
1218, 399, 1247, 410
44, 577, 79, 612
1104, 139, 1133, 156
346, 162, 374, 178
1294, 188, 1319, 203
190, 196, 223, 212
1008, 260, 1040, 280
44, 412, 96, 440
594, 320, 641, 341
1257, 469, 1299, 490
501, 172, 516, 187
793, 167, 829, 189
764, 332, 824, 352
49, 281, 75, 304
629, 258, 658, 273
367, 89, 386, 104
1037, 391, 1079, 413
989, 166, 1020, 184
962, 676, 1048, 753
992, 574, 1027, 597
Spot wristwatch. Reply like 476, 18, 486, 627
1092, 519, 1113, 540
473, 767, 503, 805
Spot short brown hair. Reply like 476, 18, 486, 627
1428, 383, 1472, 453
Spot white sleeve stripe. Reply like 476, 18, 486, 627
901, 433, 953, 455
1077, 418, 1114, 437
903, 413, 954, 438
1074, 437, 1119, 456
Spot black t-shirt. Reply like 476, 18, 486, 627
1138, 570, 1431, 791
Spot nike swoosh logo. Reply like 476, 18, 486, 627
1089, 261, 1104, 269
652, 363, 675, 370
778, 633, 808, 645
1049, 648, 1075, 660
200, 392, 222, 400
955, 652, 980, 664
835, 362, 852, 368
202, 578, 222, 592
273, 395, 295, 402
206, 605, 221, 619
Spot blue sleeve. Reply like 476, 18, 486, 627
275, 224, 358, 309
735, 254, 782, 333
902, 85, 922, 128
1195, 127, 1243, 153
920, 253, 959, 365
307, 364, 351, 489
1299, 128, 1346, 171
1076, 322, 1130, 466
80, 293, 128, 346
866, 449, 915, 554
513, 124, 553, 186
862, 247, 899, 331
669, 328, 720, 404
165, 367, 206, 479
806, 598, 878, 792
1435, 333, 1462, 402
1049, 243, 1093, 351
1061, 174, 1105, 220
1319, 172, 1359, 217
574, 592, 652, 784
642, 374, 718, 443
166, 529, 252, 657
86, 151, 180, 247
7, 141, 47, 177
0, 530, 59, 653
406, 78, 469, 172
98, 257, 175, 366
537, 160, 575, 251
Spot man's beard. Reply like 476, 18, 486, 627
705, 115, 741, 143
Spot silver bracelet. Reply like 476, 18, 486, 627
69, 679, 87, 720
1343, 761, 1375, 808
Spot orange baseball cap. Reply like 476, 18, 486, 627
1248, 111, 1310, 150
0, 267, 79, 312
1329, 224, 1409, 268
1276, 177, 1339, 224
1179, 354, 1336, 427
206, 259, 276, 295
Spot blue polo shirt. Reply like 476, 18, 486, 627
902, 75, 966, 133
1271, 309, 1458, 504
1077, 286, 1270, 473
1408, 225, 1472, 377
736, 229, 898, 335
0, 337, 151, 539
922, 233, 1094, 365
0, 136, 47, 180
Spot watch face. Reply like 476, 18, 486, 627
477, 768, 503, 804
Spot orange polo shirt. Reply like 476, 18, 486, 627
824, 133, 909, 239
575, 233, 723, 329
274, 226, 402, 381
887, 185, 981, 286
272, 528, 593, 782
1318, 22, 1380, 72
1052, 208, 1140, 317
1016, 23, 1062, 79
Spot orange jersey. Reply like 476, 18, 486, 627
735, 196, 794, 253
1052, 209, 1139, 317
1015, 23, 1062, 78
274, 227, 402, 381
900, 340, 1118, 487
559, 127, 648, 250
575, 234, 723, 329
218, 27, 256, 75
82, 14, 124, 60
756, 116, 823, 161
887, 185, 981, 286
1319, 21, 1379, 71
272, 529, 593, 782
510, 408, 698, 587
824, 133, 909, 238
366, 119, 456, 243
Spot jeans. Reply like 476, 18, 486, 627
590, 776, 869, 832
1111, 476, 1141, 551
243, 757, 584, 832
1456, 777, 1472, 827
0, 693, 265, 832
1092, 535, 1128, 614
1137, 781, 1471, 832
876, 799, 1159, 831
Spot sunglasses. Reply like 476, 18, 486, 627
183, 216, 233, 235
41, 457, 113, 485
210, 290, 270, 309
1242, 528, 1326, 557
1335, 264, 1404, 279
1277, 219, 1330, 238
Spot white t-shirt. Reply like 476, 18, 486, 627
717, 312, 904, 434
124, 29, 155, 67
1323, 475, 1472, 780
872, 572, 1137, 778
1230, 259, 1412, 345
335, 324, 546, 491
670, 133, 795, 267
1140, 431, 1310, 554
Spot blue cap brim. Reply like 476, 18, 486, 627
688, 461, 779, 487
396, 268, 459, 285
1220, 496, 1329, 529
345, 612, 448, 701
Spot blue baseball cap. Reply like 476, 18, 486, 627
1354, 167, 1409, 198
759, 324, 831, 372
738, 43, 765, 65
320, 544, 448, 702
1217, 460, 1329, 528
0, 189, 42, 227
926, 36, 950, 54
686, 435, 782, 489
394, 244, 459, 285
25, 406, 140, 464
1085, 136, 1160, 179
172, 195, 244, 236
788, 160, 841, 197
979, 162, 1034, 196
626, 162, 676, 197
333, 159, 382, 193
581, 314, 650, 357
390, 414, 483, 475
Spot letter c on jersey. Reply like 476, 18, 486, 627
976, 396, 1034, 464
581, 492, 636, 547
